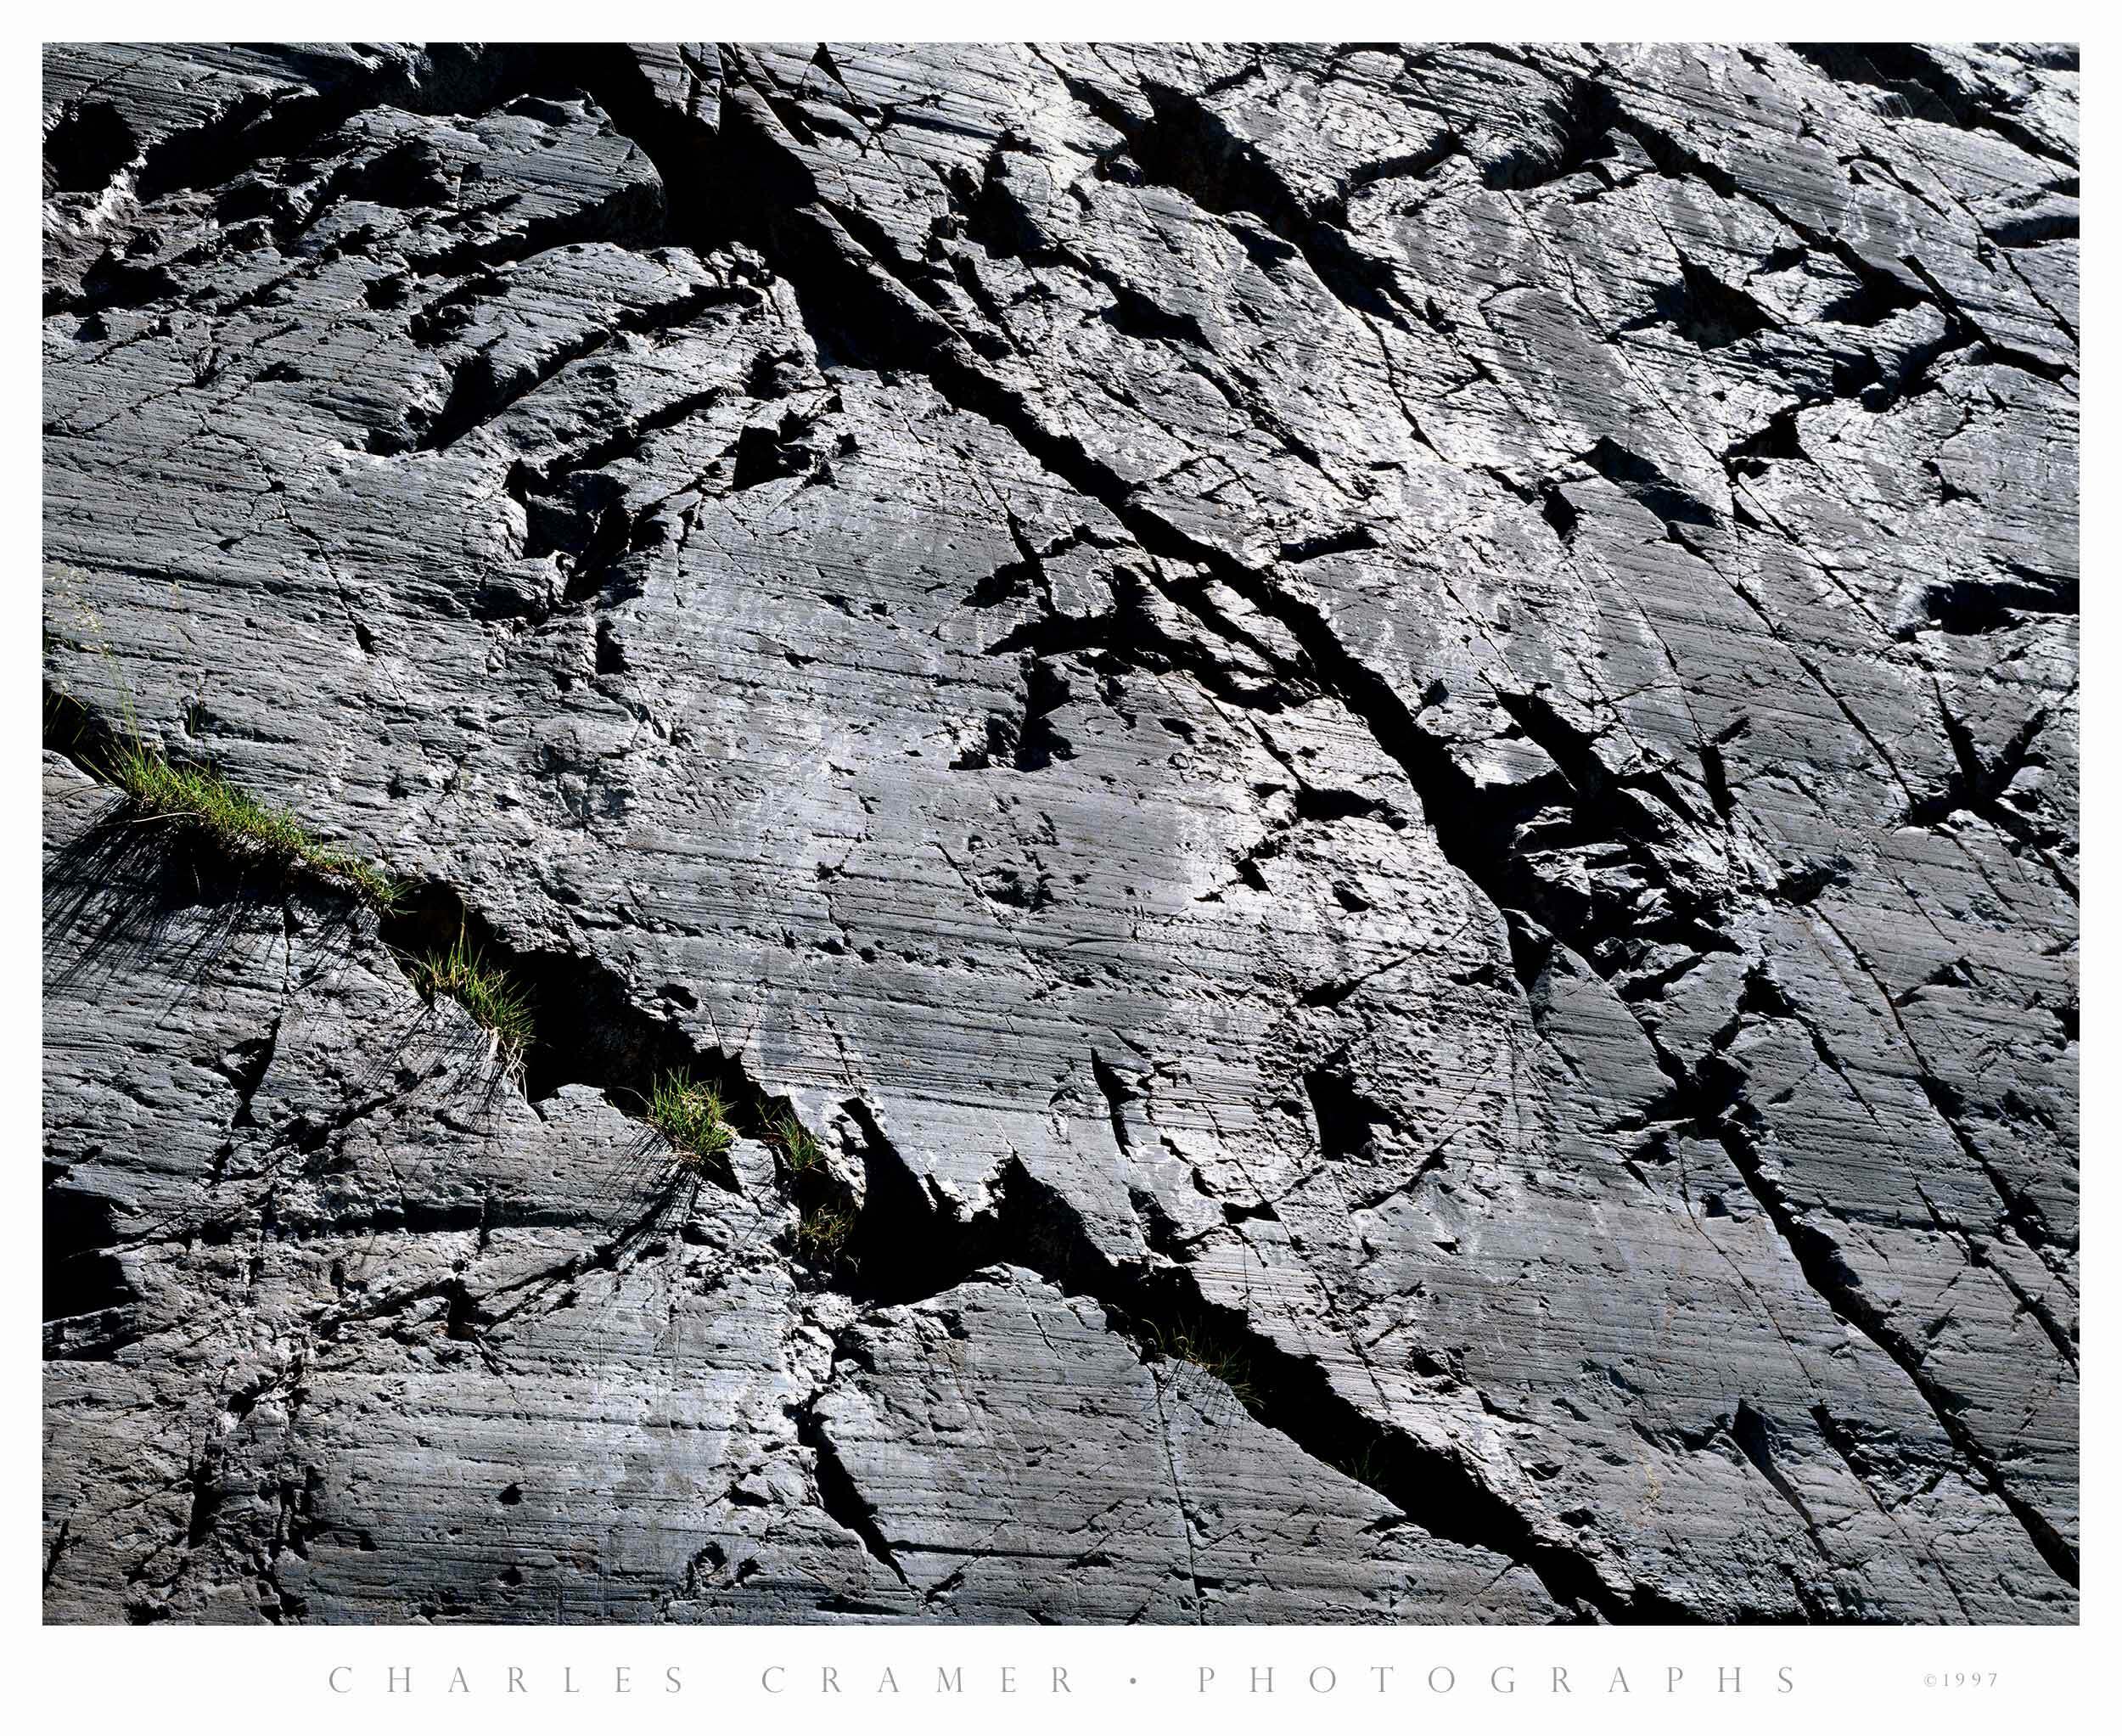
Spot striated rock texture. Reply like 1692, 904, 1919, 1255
42, 42, 2077, 1625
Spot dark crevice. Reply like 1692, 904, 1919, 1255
1912, 1074, 2070, 1261
793, 1388, 908, 1585
1790, 45, 2077, 171
1729, 1402, 1825, 1546
47, 691, 829, 1254
373, 880, 828, 1207
409, 281, 753, 454
1711, 1113, 2078, 1589
1905, 688, 2069, 866
1631, 961, 2077, 1591
978, 562, 1310, 717
1622, 256, 1777, 350
43, 1179, 138, 1357
824, 1136, 1698, 1623
1480, 75, 1621, 193
45, 99, 140, 196
1721, 407, 1806, 479
1089, 1050, 1138, 1154
1277, 525, 1378, 563
1905, 570, 2078, 638
1818, 249, 1928, 330
1076, 73, 1412, 329
1578, 438, 1717, 530
1899, 256, 2075, 382
1302, 1065, 1399, 1163
43, 1518, 72, 1591
1984, 205, 2079, 249
1011, 659, 1077, 771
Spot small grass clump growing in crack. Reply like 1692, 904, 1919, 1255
766, 1109, 854, 1275
1330, 1438, 1388, 1488
1146, 1321, 1258, 1409
648, 1073, 736, 1174
109, 733, 401, 912
770, 1110, 823, 1179
295, 841, 401, 913
793, 1200, 855, 1267
408, 930, 536, 1068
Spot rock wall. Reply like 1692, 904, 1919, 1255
42, 42, 2077, 1624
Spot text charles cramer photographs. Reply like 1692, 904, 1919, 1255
324, 1662, 1799, 1695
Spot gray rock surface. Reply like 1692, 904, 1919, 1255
43, 42, 2077, 1624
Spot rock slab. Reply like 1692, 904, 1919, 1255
43, 42, 2078, 1624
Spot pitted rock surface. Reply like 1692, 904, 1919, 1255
43, 42, 2077, 1624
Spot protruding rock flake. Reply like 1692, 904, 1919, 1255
43, 42, 2076, 1625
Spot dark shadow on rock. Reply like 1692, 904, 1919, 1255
42, 806, 363, 1013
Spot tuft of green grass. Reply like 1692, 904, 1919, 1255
1331, 1440, 1388, 1488
297, 843, 401, 913
793, 1200, 855, 1266
409, 930, 536, 1065
1147, 1321, 1257, 1408
109, 733, 401, 912
648, 1072, 736, 1173
769, 1110, 823, 1178
764, 1109, 852, 1272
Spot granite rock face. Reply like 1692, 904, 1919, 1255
42, 42, 2077, 1624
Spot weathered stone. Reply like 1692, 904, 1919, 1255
44, 42, 2077, 1624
